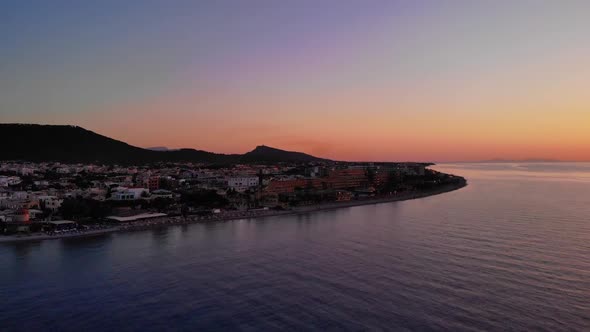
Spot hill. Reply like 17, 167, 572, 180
0, 124, 327, 164
242, 145, 327, 163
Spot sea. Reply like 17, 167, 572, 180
1, 163, 589, 331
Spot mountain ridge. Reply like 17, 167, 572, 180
0, 124, 328, 164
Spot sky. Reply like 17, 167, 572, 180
1, 0, 590, 162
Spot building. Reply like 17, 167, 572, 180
326, 169, 368, 190
0, 176, 22, 187
38, 195, 63, 212
147, 176, 160, 191
19, 167, 34, 176
12, 208, 30, 223
305, 166, 328, 178
112, 188, 149, 201
264, 178, 326, 195
10, 191, 31, 200
34, 180, 50, 187
0, 208, 33, 234
112, 191, 136, 201
227, 176, 259, 192
55, 167, 71, 174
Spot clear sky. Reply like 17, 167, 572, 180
2, 0, 589, 162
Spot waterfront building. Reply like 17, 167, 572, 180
264, 178, 323, 195
326, 169, 368, 190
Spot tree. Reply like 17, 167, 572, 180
181, 204, 189, 219
59, 198, 111, 222
382, 171, 402, 194
181, 189, 228, 208
152, 197, 173, 212
366, 168, 376, 185
74, 175, 91, 189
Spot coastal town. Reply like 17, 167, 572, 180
0, 160, 465, 241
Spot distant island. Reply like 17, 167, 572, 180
0, 123, 466, 243
476, 158, 563, 163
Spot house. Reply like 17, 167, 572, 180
19, 167, 34, 176
56, 167, 71, 174
10, 191, 31, 200
111, 188, 149, 201
0, 176, 22, 187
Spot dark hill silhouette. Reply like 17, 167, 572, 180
0, 124, 327, 164
241, 145, 327, 163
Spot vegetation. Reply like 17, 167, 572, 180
59, 197, 112, 221
180, 189, 228, 208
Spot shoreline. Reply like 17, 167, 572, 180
0, 180, 467, 244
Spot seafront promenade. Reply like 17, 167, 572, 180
0, 180, 467, 244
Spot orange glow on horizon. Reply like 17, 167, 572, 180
75, 87, 590, 162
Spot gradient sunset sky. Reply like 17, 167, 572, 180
2, 0, 589, 162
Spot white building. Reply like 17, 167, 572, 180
10, 191, 30, 200
0, 176, 21, 187
112, 188, 149, 201
227, 176, 259, 192
34, 180, 50, 187
56, 167, 71, 174
19, 167, 34, 176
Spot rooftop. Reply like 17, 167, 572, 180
106, 213, 167, 222
48, 220, 76, 225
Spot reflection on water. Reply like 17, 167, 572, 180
9, 241, 42, 262
1, 163, 590, 331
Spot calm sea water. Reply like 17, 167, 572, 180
1, 163, 589, 331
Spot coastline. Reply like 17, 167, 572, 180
0, 180, 467, 244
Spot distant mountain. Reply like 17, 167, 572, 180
146, 146, 172, 151
0, 124, 328, 164
242, 145, 328, 163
